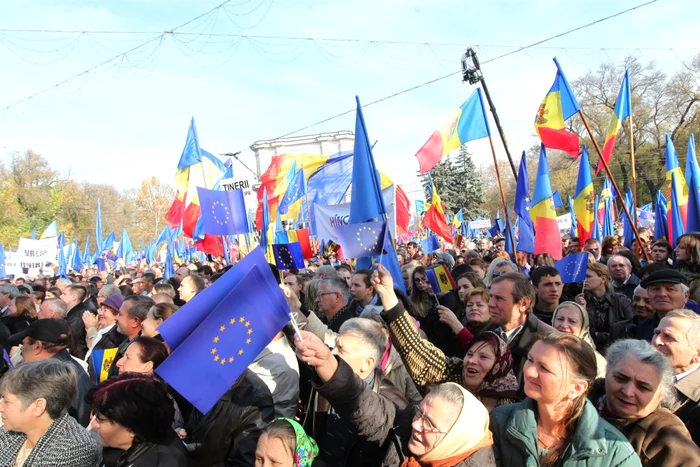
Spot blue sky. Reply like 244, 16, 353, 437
0, 0, 697, 205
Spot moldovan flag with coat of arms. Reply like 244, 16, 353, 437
665, 134, 688, 242
573, 145, 595, 244
530, 145, 562, 259
534, 58, 580, 157
415, 88, 491, 174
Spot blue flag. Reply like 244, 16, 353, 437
273, 242, 305, 270
349, 97, 386, 224
420, 235, 440, 254
31, 229, 36, 240
117, 229, 134, 263
686, 135, 700, 232
602, 198, 615, 237
622, 188, 636, 249
0, 244, 5, 278
654, 190, 668, 241
72, 240, 83, 272
514, 153, 534, 253
670, 173, 685, 248
82, 235, 91, 266
279, 166, 308, 215
552, 190, 564, 209
156, 249, 290, 413
555, 252, 588, 283
102, 231, 115, 251
415, 200, 425, 213
568, 195, 577, 237
274, 209, 288, 245
334, 221, 387, 258
197, 187, 250, 236
58, 232, 67, 277
591, 195, 602, 242
177, 117, 202, 170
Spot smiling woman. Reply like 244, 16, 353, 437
591, 339, 700, 466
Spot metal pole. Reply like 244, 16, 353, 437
465, 48, 518, 181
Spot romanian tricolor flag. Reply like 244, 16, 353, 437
164, 118, 226, 255
573, 146, 595, 244
286, 228, 314, 259
535, 58, 580, 157
597, 177, 616, 227
665, 135, 688, 241
421, 184, 453, 243
596, 70, 631, 175
425, 264, 457, 294
530, 145, 562, 259
415, 88, 490, 174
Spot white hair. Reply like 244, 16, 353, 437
664, 309, 700, 350
607, 255, 631, 269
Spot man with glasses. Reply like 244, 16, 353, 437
316, 277, 353, 332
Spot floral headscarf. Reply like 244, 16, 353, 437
466, 331, 519, 401
271, 417, 318, 467
552, 301, 596, 349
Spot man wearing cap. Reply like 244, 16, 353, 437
636, 269, 699, 341
10, 319, 92, 427
88, 274, 104, 292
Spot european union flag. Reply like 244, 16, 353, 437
273, 242, 305, 270
197, 187, 250, 236
156, 248, 290, 413
555, 252, 588, 283
334, 221, 386, 259
279, 166, 308, 215
420, 235, 440, 254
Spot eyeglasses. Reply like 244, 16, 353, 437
413, 406, 448, 435
492, 271, 504, 278
317, 292, 336, 298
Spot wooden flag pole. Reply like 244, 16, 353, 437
578, 109, 649, 261
629, 115, 638, 215
487, 134, 516, 255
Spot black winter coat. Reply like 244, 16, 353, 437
101, 431, 189, 467
66, 300, 94, 359
186, 370, 275, 467
315, 357, 496, 467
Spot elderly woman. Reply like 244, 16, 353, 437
296, 329, 496, 466
591, 339, 700, 466
490, 332, 639, 466
675, 232, 700, 303
87, 373, 188, 466
255, 418, 318, 467
85, 294, 125, 359
0, 360, 98, 466
551, 301, 607, 377
484, 258, 518, 287
575, 261, 633, 351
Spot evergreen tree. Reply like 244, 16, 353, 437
418, 144, 487, 220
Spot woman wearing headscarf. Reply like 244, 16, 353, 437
551, 301, 607, 378
296, 328, 496, 466
375, 265, 519, 410
254, 418, 318, 467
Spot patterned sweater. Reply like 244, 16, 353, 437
0, 412, 98, 467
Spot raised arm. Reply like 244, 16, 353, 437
372, 265, 464, 393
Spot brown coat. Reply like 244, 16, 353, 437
604, 406, 700, 467
674, 366, 700, 446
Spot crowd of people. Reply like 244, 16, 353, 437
0, 230, 700, 466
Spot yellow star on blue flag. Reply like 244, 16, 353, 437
334, 220, 386, 259
272, 242, 305, 270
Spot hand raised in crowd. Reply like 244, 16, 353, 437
371, 263, 399, 310
574, 293, 587, 308
294, 330, 337, 382
437, 305, 464, 335
82, 310, 99, 330
280, 284, 301, 311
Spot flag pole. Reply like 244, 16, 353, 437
578, 109, 649, 261
487, 134, 516, 255
628, 115, 638, 215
